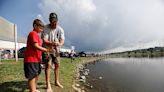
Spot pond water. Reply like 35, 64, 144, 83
84, 58, 164, 92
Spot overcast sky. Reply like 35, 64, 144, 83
1, 0, 164, 53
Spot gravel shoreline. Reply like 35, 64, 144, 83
72, 57, 106, 92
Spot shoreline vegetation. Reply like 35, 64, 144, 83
108, 46, 164, 58
0, 56, 106, 92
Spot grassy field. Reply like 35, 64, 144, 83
0, 57, 82, 92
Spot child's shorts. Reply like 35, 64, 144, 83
24, 62, 41, 80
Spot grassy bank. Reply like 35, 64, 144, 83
0, 57, 104, 92
0, 58, 82, 92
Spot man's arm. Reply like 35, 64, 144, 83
58, 39, 64, 46
57, 27, 65, 47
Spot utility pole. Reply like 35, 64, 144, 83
14, 24, 18, 62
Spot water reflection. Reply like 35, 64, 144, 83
85, 58, 164, 92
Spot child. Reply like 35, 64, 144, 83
24, 19, 51, 92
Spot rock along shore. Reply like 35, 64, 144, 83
72, 56, 106, 92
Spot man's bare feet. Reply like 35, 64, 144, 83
35, 89, 41, 92
46, 88, 53, 92
55, 82, 63, 88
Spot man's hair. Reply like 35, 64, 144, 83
33, 19, 44, 27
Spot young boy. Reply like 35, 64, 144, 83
24, 19, 51, 92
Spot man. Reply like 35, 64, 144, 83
70, 50, 75, 63
42, 12, 65, 92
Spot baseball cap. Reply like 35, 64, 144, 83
49, 12, 58, 21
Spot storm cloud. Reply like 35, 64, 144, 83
38, 0, 164, 53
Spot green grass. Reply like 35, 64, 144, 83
0, 57, 82, 92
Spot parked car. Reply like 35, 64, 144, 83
79, 51, 86, 57
2, 50, 10, 54
60, 52, 69, 57
1, 50, 11, 59
74, 53, 79, 57
18, 47, 26, 58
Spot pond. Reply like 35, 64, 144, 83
84, 58, 164, 92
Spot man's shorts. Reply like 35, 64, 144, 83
24, 62, 41, 80
42, 52, 60, 65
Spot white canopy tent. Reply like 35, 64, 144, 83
0, 16, 22, 61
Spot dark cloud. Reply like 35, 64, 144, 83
39, 0, 164, 52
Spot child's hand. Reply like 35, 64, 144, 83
47, 47, 53, 52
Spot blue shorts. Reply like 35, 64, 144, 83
24, 62, 41, 80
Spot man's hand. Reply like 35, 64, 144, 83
52, 42, 60, 47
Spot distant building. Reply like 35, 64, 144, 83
0, 40, 26, 50
60, 47, 71, 53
